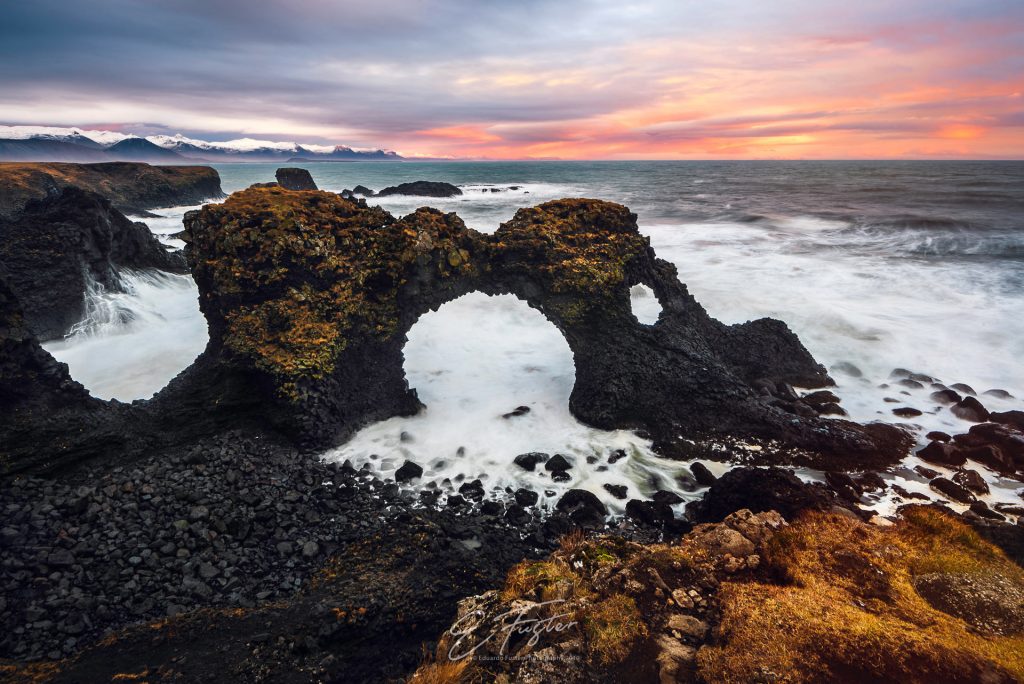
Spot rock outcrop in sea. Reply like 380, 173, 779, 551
173, 186, 909, 469
275, 167, 318, 191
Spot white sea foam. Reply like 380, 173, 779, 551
40, 175, 1024, 517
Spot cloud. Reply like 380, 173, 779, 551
0, 0, 1021, 157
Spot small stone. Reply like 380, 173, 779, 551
301, 541, 320, 558
394, 460, 423, 483
667, 614, 709, 641
276, 541, 294, 555
602, 483, 628, 500
513, 452, 548, 472
514, 488, 539, 507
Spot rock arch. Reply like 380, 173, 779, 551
0, 186, 911, 475
167, 187, 908, 466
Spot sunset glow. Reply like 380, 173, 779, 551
1, 0, 1021, 159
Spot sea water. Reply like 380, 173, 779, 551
43, 161, 1024, 514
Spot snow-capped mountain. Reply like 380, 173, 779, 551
0, 125, 402, 163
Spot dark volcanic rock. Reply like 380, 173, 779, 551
394, 460, 423, 482
918, 440, 967, 467
602, 483, 628, 499
171, 188, 909, 469
0, 186, 187, 340
690, 462, 717, 486
892, 407, 923, 417
514, 452, 548, 472
687, 467, 836, 523
352, 184, 375, 196
930, 477, 976, 504
275, 167, 318, 191
952, 396, 990, 423
0, 274, 131, 475
991, 411, 1024, 431
953, 469, 990, 495
544, 454, 572, 472
376, 180, 462, 197
556, 489, 608, 529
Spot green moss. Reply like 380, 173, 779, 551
191, 188, 474, 400
494, 199, 648, 320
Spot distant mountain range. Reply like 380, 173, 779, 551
0, 126, 403, 163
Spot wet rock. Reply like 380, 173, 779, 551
918, 441, 967, 467
514, 488, 539, 507
544, 454, 572, 472
690, 462, 716, 486
501, 405, 530, 419
351, 185, 375, 197
990, 411, 1024, 431
931, 389, 962, 405
555, 489, 607, 528
275, 168, 317, 191
951, 397, 990, 423
0, 186, 188, 341
376, 180, 462, 197
625, 499, 675, 526
927, 431, 952, 442
801, 390, 840, 407
825, 471, 863, 501
458, 480, 485, 501
480, 500, 504, 516
602, 483, 628, 500
653, 490, 684, 505
915, 465, 940, 479
929, 477, 976, 504
892, 407, 923, 418
855, 472, 887, 491
394, 460, 423, 483
950, 383, 977, 396
513, 452, 548, 472
983, 389, 1015, 400
608, 450, 627, 464
969, 501, 1005, 521
953, 469, 990, 495
831, 361, 863, 378
687, 467, 835, 523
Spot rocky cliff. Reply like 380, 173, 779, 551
0, 161, 223, 218
0, 186, 188, 340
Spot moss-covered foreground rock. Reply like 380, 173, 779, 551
176, 186, 908, 467
412, 507, 1024, 684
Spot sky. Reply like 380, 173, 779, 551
1, 0, 1022, 159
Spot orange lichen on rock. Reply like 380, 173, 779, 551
698, 507, 1024, 684
493, 198, 650, 297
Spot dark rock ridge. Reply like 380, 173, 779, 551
275, 167, 318, 191
0, 186, 188, 340
375, 180, 462, 197
1, 187, 910, 476
0, 161, 224, 218
163, 187, 907, 468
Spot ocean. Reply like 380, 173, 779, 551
43, 160, 1024, 514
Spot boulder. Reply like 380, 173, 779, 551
394, 460, 423, 482
929, 477, 976, 504
352, 185, 375, 197
555, 489, 607, 527
951, 397, 990, 423
918, 440, 967, 467
687, 467, 835, 523
376, 180, 462, 197
275, 168, 318, 191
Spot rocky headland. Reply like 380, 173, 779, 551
1, 177, 1022, 683
0, 162, 223, 219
